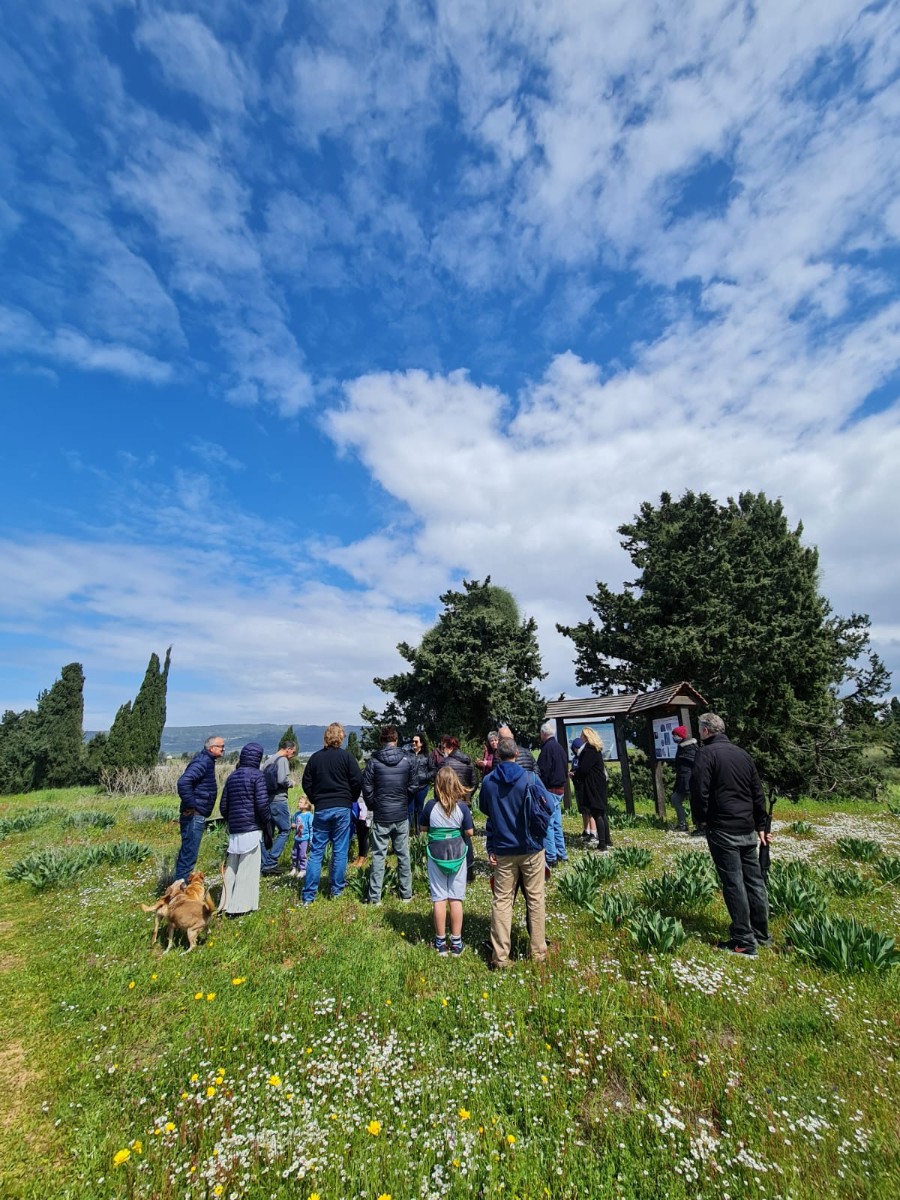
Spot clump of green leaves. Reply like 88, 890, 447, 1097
558, 868, 600, 908
611, 846, 653, 870
589, 892, 637, 927
0, 807, 52, 838
628, 909, 687, 954
63, 810, 115, 829
820, 867, 874, 899
578, 853, 619, 885
130, 806, 179, 823
789, 820, 814, 835
674, 850, 717, 883
767, 862, 828, 915
875, 856, 900, 886
787, 914, 900, 974
641, 869, 715, 913
5, 840, 152, 889
836, 837, 882, 863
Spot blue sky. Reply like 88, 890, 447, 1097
2, 0, 899, 727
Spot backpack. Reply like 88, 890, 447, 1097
263, 758, 281, 797
525, 779, 552, 850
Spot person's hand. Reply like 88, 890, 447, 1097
758, 830, 771, 846
488, 853, 497, 867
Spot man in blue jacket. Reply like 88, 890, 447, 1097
479, 736, 548, 969
175, 734, 225, 879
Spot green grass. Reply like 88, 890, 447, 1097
0, 788, 898, 1199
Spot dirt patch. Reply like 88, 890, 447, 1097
0, 1041, 32, 1131
0, 952, 23, 973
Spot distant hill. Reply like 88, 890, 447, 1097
84, 724, 363, 756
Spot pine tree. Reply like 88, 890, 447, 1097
346, 731, 362, 763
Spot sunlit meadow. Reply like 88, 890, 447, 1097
0, 788, 898, 1199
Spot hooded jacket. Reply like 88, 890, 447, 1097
690, 734, 765, 834
362, 744, 415, 824
478, 759, 534, 856
672, 738, 698, 793
441, 749, 477, 792
177, 747, 219, 817
219, 742, 272, 835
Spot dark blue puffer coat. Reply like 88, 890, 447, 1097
177, 747, 219, 817
362, 744, 415, 823
219, 742, 271, 834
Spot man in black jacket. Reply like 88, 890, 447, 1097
300, 723, 363, 904
669, 725, 696, 833
363, 726, 415, 903
690, 712, 771, 956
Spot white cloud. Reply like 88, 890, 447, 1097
136, 12, 248, 114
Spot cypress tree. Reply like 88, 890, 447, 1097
279, 724, 297, 749
32, 663, 85, 789
102, 648, 173, 769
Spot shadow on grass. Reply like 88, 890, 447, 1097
382, 906, 494, 960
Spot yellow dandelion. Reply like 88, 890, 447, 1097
194, 991, 203, 1001
376, 1194, 392, 1200
213, 1188, 224, 1198
231, 977, 246, 986
127, 981, 135, 990
506, 1134, 516, 1146
180, 1091, 188, 1100
206, 1086, 216, 1098
481, 991, 488, 1000
112, 1148, 130, 1167
329, 1113, 337, 1121
190, 1073, 199, 1083
458, 1108, 471, 1121
662, 1069, 670, 1078
478, 1125, 484, 1134
164, 1122, 176, 1133
305, 1047, 313, 1054
131, 1139, 142, 1154
150, 972, 158, 980
153, 1128, 161, 1137
206, 992, 216, 1001
286, 1092, 293, 1100
385, 998, 392, 1006
366, 1119, 382, 1136
268, 1074, 281, 1088
452, 1158, 460, 1168
441, 998, 448, 1007
541, 1074, 548, 1084
310, 1194, 321, 1200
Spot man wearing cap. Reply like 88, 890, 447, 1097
669, 724, 697, 833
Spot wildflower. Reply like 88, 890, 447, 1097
541, 1075, 548, 1084
164, 1122, 176, 1133
112, 1149, 130, 1167
206, 992, 216, 1002
232, 977, 246, 986
180, 1092, 188, 1100
367, 1119, 382, 1136
213, 1188, 224, 1197
268, 1075, 281, 1088
127, 981, 135, 990
194, 991, 203, 1001
506, 1134, 516, 1146
458, 1108, 471, 1121
478, 1126, 484, 1134
441, 998, 448, 1007
206, 1087, 216, 1098
131, 1139, 142, 1154
310, 1194, 321, 1200
453, 1158, 460, 1168
190, 1074, 199, 1083
153, 1128, 161, 1136
377, 1194, 392, 1200
385, 998, 392, 1006
150, 973, 157, 980
482, 992, 488, 1000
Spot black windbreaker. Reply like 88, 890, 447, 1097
689, 734, 765, 833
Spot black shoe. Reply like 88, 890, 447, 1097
690, 828, 706, 838
716, 940, 757, 957
675, 824, 688, 833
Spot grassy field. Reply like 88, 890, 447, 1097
0, 787, 898, 1200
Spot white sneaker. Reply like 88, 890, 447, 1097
299, 870, 306, 878
288, 869, 298, 877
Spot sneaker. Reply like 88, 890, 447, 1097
288, 868, 298, 877
298, 870, 306, 878
450, 940, 465, 957
716, 940, 757, 957
434, 937, 449, 956
690, 827, 706, 838
675, 825, 688, 834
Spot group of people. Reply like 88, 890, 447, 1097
174, 710, 772, 963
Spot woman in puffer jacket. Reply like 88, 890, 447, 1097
218, 742, 272, 916
438, 736, 477, 791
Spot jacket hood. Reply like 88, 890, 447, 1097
375, 745, 406, 765
494, 759, 525, 783
679, 737, 697, 747
239, 742, 265, 769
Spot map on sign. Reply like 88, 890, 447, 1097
652, 716, 679, 761
563, 721, 618, 760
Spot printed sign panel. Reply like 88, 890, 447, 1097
563, 721, 618, 761
652, 716, 679, 761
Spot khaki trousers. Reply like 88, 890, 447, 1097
490, 851, 547, 967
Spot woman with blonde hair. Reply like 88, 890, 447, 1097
420, 766, 475, 956
577, 727, 612, 852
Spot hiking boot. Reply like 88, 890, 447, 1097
716, 940, 758, 957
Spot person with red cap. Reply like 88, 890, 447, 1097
669, 724, 697, 833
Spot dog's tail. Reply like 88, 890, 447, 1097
216, 858, 228, 914
140, 902, 163, 913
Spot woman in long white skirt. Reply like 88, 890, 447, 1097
218, 742, 272, 916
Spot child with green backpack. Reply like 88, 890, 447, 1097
422, 766, 475, 956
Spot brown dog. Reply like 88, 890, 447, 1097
161, 894, 215, 953
141, 871, 213, 947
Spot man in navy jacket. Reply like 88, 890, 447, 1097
175, 734, 225, 879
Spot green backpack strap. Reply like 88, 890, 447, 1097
426, 827, 467, 874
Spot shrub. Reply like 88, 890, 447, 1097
641, 866, 715, 913
787, 914, 900, 974
767, 864, 828, 915
611, 847, 653, 871
820, 867, 874, 899
789, 820, 814, 835
628, 909, 687, 954
63, 811, 115, 829
0, 807, 52, 839
836, 837, 882, 863
589, 892, 637, 927
876, 856, 900, 886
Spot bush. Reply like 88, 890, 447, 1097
611, 847, 653, 870
62, 811, 115, 829
628, 909, 687, 954
767, 863, 828, 915
787, 914, 900, 973
0, 807, 52, 838
876, 856, 900, 886
836, 837, 882, 863
820, 867, 874, 898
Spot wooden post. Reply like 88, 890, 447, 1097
614, 717, 634, 815
653, 759, 668, 821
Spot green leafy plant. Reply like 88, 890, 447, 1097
5, 840, 152, 889
588, 892, 637, 926
130, 806, 179, 823
820, 867, 874, 899
641, 869, 715, 913
578, 853, 619, 885
611, 846, 653, 870
767, 863, 828, 915
789, 820, 814, 835
0, 807, 52, 839
836, 837, 882, 863
94, 840, 152, 867
63, 810, 115, 829
627, 908, 687, 954
787, 914, 900, 974
674, 850, 717, 882
558, 868, 601, 908
875, 856, 900, 886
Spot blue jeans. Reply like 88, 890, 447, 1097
175, 812, 206, 879
302, 808, 352, 902
706, 828, 770, 949
261, 798, 291, 871
408, 785, 429, 829
368, 819, 412, 902
543, 792, 568, 865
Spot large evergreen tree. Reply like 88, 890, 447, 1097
558, 491, 889, 794
31, 662, 86, 788
365, 578, 545, 744
101, 648, 172, 769
0, 708, 40, 794
279, 725, 297, 749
